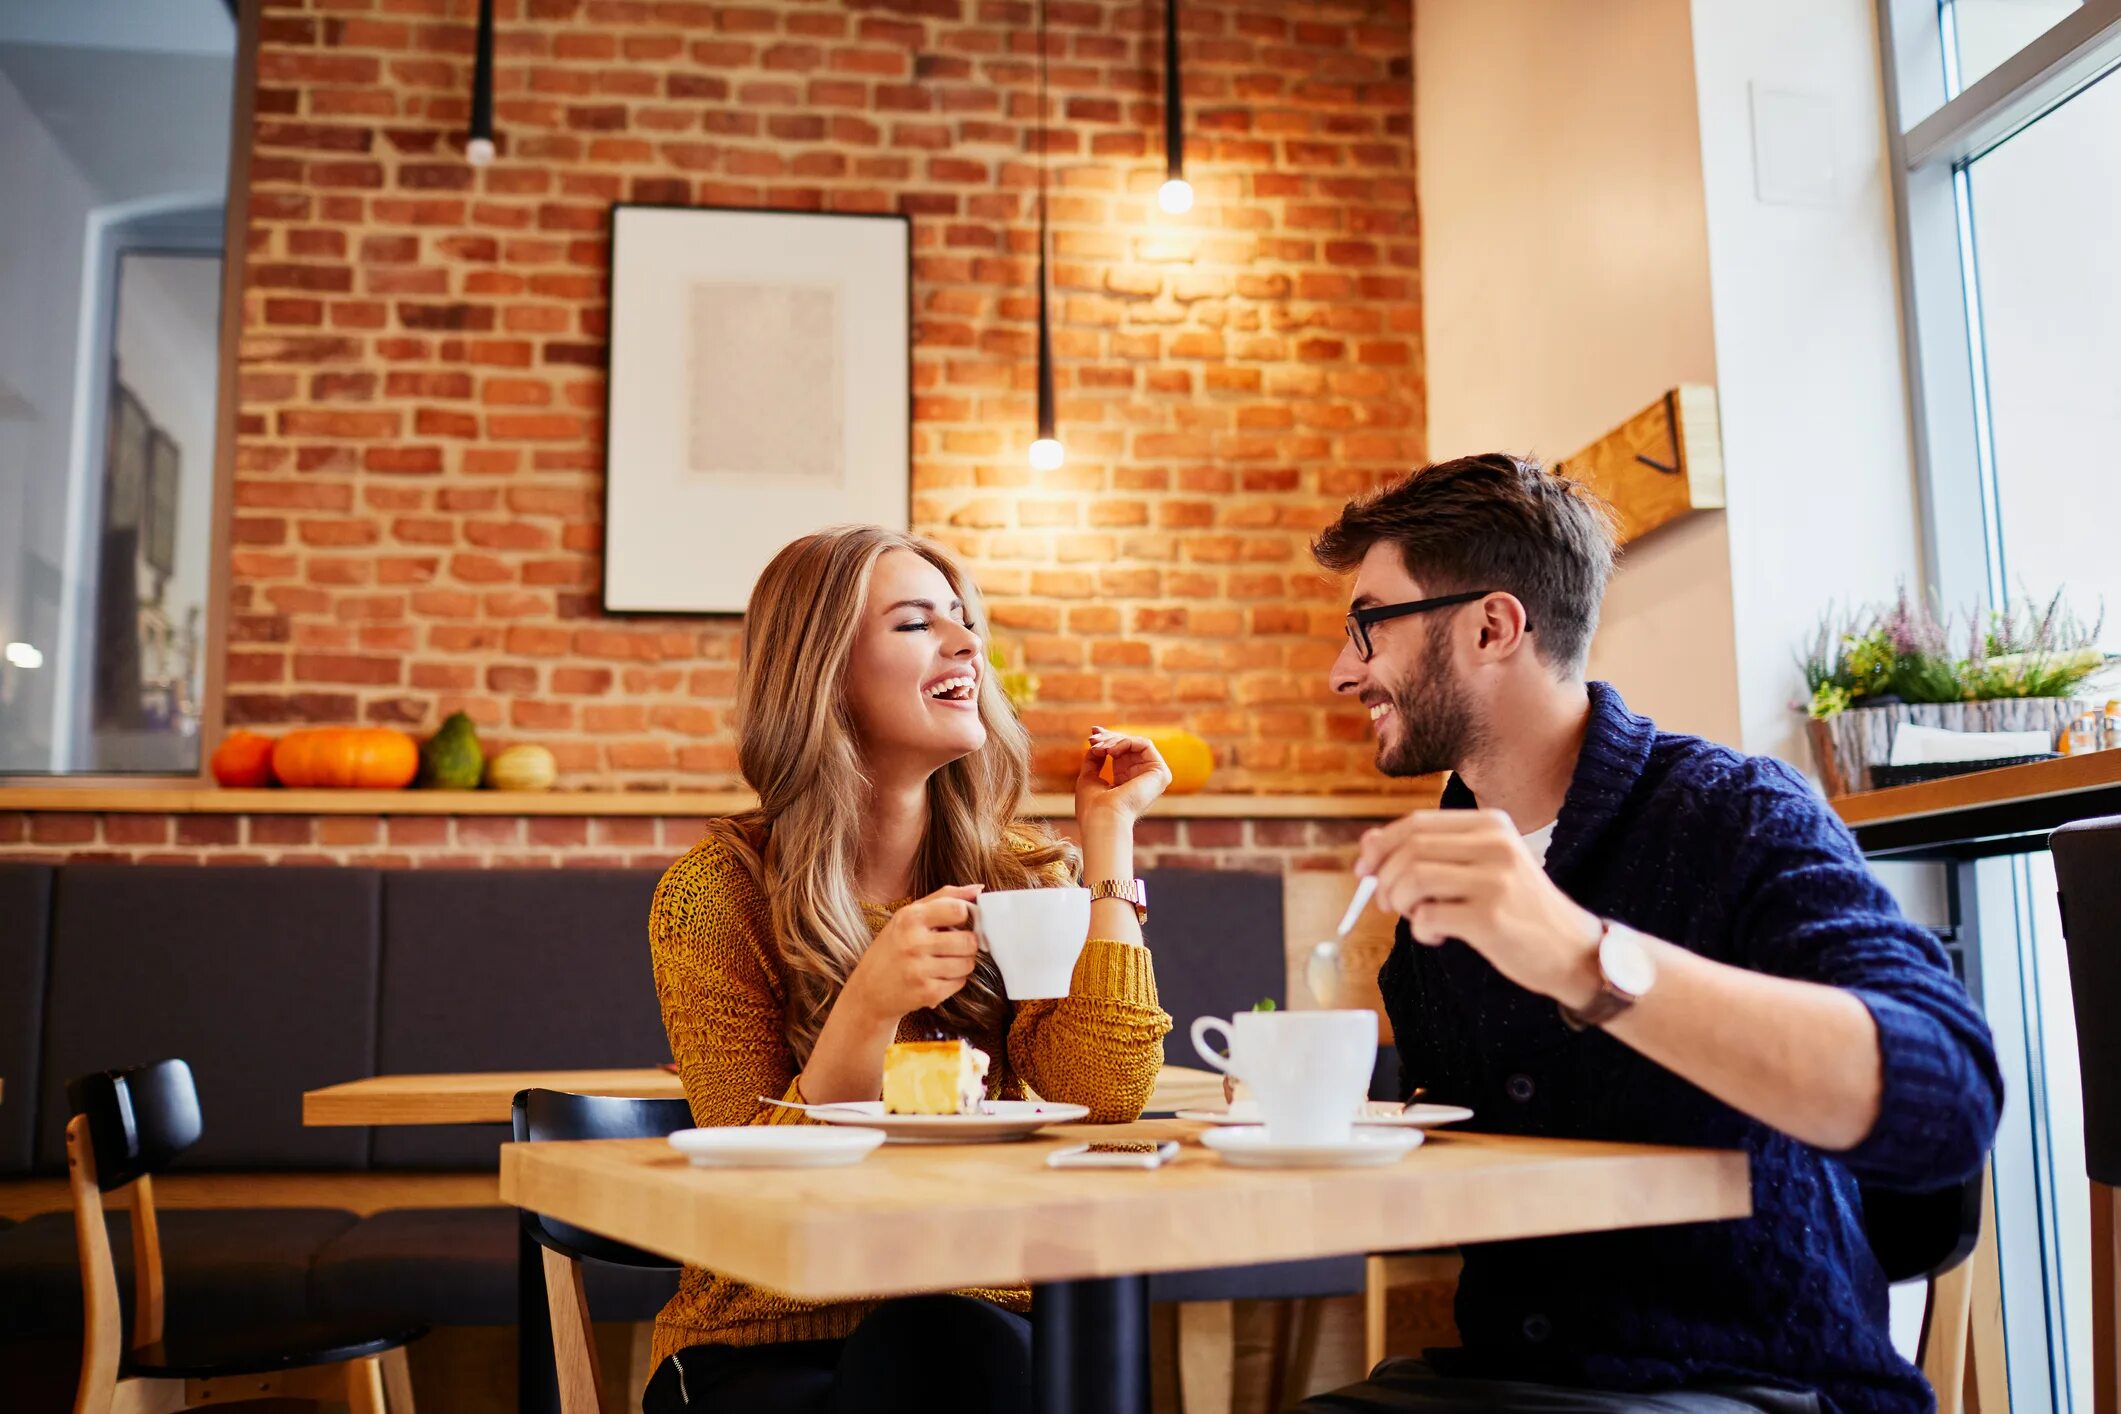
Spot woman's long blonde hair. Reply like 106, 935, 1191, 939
709, 525, 1078, 1064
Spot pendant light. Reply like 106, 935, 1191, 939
1157, 0, 1193, 214
1028, 0, 1064, 472
466, 0, 497, 166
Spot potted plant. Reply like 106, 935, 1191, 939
1799, 587, 2112, 795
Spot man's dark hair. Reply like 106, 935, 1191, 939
1312, 453, 1618, 673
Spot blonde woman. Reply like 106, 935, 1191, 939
643, 525, 1174, 1414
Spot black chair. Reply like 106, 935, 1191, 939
2050, 816, 2121, 1409
62, 1058, 426, 1413
511, 1088, 692, 1414
1140, 868, 1372, 1411
1859, 1176, 1985, 1410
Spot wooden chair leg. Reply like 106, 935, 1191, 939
2095, 1178, 2119, 1414
543, 1242, 607, 1414
1363, 1254, 1388, 1374
1920, 1257, 1975, 1414
1282, 1297, 1325, 1407
345, 1355, 388, 1414
1176, 1300, 1235, 1414
1967, 1172, 2007, 1414
381, 1344, 417, 1414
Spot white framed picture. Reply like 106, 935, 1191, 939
602, 205, 911, 614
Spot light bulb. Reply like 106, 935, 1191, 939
1029, 437, 1065, 471
466, 136, 496, 167
1158, 178, 1194, 214
4, 641, 43, 669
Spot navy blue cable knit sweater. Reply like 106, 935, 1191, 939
1385, 683, 2002, 1413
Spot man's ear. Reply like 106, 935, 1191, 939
1475, 595, 1529, 655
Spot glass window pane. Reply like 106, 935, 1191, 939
1951, 0, 2082, 95
1970, 68, 2121, 646
0, 5, 234, 773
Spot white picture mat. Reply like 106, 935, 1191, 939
604, 206, 909, 613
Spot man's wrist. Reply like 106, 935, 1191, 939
1553, 909, 1607, 1011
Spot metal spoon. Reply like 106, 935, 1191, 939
1306, 875, 1378, 1006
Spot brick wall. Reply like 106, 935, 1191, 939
232, 0, 1419, 795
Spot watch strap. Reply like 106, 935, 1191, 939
1557, 917, 1638, 1031
1088, 877, 1148, 923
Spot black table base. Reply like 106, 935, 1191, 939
1033, 1274, 1151, 1414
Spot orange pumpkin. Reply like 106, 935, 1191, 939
210, 731, 278, 788
271, 728, 420, 790
1095, 724, 1215, 795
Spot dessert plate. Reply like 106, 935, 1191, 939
1198, 1126, 1423, 1169
762, 1097, 1091, 1144
1176, 1100, 1473, 1129
667, 1126, 886, 1169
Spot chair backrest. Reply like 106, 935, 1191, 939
2050, 816, 2121, 1184
512, 1089, 691, 1268
1139, 868, 1287, 1066
65, 1058, 202, 1191
1858, 1176, 1982, 1285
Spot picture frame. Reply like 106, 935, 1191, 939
602, 204, 912, 615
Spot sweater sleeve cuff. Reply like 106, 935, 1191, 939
1070, 938, 1161, 1007
1837, 987, 1990, 1185
762, 1075, 821, 1127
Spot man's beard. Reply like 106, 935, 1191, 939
1375, 624, 1483, 778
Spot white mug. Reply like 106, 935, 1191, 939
1190, 1009, 1377, 1145
972, 887, 1089, 999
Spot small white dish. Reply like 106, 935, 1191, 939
805, 1099, 1091, 1144
1177, 1100, 1474, 1130
1198, 1126, 1424, 1169
667, 1126, 886, 1169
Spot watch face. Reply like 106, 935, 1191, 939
1600, 924, 1656, 998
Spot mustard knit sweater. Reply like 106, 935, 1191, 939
646, 829, 1172, 1362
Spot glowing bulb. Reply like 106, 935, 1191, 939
4, 641, 43, 670
1158, 178, 1194, 214
1029, 437, 1065, 471
466, 136, 496, 167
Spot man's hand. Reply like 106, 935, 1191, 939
1356, 809, 1603, 1007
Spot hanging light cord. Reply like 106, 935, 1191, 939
1034, 0, 1055, 445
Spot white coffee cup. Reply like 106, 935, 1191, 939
1190, 1010, 1377, 1145
972, 887, 1089, 999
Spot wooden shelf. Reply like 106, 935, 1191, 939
1833, 750, 2121, 859
0, 785, 1434, 821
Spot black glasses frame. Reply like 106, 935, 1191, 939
1344, 589, 1524, 662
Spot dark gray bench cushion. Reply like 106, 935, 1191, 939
371, 870, 670, 1169
37, 866, 382, 1173
1149, 1254, 1367, 1304
311, 1207, 679, 1326
0, 864, 54, 1175
0, 1207, 358, 1339
1138, 868, 1286, 1067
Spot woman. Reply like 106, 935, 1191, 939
644, 525, 1174, 1414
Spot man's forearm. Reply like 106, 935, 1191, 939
1593, 937, 1884, 1152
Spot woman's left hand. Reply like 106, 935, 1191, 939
1075, 725, 1173, 826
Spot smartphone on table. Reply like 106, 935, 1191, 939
1045, 1140, 1181, 1170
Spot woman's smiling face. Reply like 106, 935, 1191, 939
843, 548, 988, 775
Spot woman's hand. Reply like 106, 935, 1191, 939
842, 884, 985, 1023
1075, 726, 1173, 827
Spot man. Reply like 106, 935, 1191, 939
1299, 455, 2001, 1414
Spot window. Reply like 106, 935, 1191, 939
1881, 2, 2121, 1409
0, 0, 241, 774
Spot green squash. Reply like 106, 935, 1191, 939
417, 710, 484, 790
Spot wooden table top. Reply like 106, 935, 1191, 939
302, 1065, 1229, 1127
1833, 748, 2121, 858
498, 1120, 1751, 1300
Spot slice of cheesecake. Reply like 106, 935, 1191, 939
881, 1039, 990, 1116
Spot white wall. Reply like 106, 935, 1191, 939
1416, 0, 1741, 744
1687, 0, 1926, 768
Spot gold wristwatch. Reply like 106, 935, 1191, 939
1089, 878, 1148, 924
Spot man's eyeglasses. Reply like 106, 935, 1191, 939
1343, 590, 1525, 663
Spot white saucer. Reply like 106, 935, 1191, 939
1177, 1101, 1474, 1130
806, 1099, 1091, 1144
668, 1126, 886, 1168
1198, 1126, 1424, 1169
